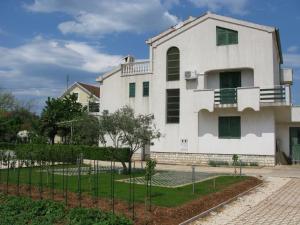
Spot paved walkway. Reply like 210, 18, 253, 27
194, 177, 300, 225
227, 178, 300, 225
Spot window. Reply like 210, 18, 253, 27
88, 102, 99, 112
217, 27, 238, 46
143, 81, 149, 97
219, 116, 241, 138
167, 47, 180, 81
166, 89, 180, 123
73, 93, 78, 100
129, 83, 135, 97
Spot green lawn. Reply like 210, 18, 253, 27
0, 166, 248, 207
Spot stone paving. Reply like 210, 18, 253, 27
226, 178, 300, 225
119, 171, 219, 187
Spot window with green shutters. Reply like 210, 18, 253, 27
216, 27, 238, 46
167, 47, 180, 81
143, 81, 149, 97
129, 83, 135, 97
219, 116, 241, 139
166, 89, 180, 123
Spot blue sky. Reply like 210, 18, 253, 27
0, 0, 299, 113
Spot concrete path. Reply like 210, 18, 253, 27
193, 177, 300, 225
84, 160, 300, 178
226, 178, 300, 225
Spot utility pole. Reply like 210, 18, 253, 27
66, 74, 69, 90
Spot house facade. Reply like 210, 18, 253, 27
62, 82, 100, 115
97, 12, 300, 166
54, 82, 100, 144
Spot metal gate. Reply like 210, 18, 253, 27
290, 127, 300, 163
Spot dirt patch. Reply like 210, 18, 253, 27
0, 176, 261, 225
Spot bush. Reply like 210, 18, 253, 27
208, 160, 229, 167
0, 194, 132, 225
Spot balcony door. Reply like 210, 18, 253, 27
290, 127, 300, 163
219, 71, 241, 104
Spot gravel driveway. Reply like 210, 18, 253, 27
193, 177, 298, 225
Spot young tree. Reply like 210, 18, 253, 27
40, 93, 86, 144
99, 106, 161, 173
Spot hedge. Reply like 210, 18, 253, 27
0, 143, 130, 163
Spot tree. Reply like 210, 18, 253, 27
40, 93, 87, 144
72, 114, 100, 146
0, 90, 39, 143
99, 106, 161, 173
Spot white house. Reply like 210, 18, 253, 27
61, 82, 100, 115
54, 82, 100, 144
97, 12, 300, 166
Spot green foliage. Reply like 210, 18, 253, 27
67, 207, 132, 225
40, 93, 87, 144
99, 106, 161, 173
145, 159, 156, 181
72, 114, 100, 146
0, 143, 130, 163
208, 160, 229, 167
0, 194, 132, 225
232, 154, 239, 164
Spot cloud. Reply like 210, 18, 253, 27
25, 0, 179, 36
0, 36, 122, 73
0, 36, 122, 112
189, 0, 249, 15
287, 45, 299, 53
283, 53, 300, 68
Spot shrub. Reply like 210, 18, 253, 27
208, 160, 229, 167
0, 194, 132, 225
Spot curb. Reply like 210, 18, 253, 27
179, 179, 264, 225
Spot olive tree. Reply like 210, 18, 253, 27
99, 106, 161, 173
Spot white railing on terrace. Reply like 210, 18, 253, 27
121, 61, 151, 76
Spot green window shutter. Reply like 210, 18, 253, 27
216, 27, 238, 46
219, 116, 241, 138
228, 30, 238, 44
143, 81, 149, 97
166, 89, 180, 123
167, 47, 180, 81
217, 27, 227, 45
129, 83, 135, 97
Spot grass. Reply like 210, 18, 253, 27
0, 165, 249, 207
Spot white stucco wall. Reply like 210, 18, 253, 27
100, 70, 151, 115
98, 15, 285, 159
149, 17, 278, 156
197, 108, 275, 155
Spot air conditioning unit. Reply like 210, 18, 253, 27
185, 71, 197, 80
185, 71, 192, 79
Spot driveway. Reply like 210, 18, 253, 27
194, 177, 300, 225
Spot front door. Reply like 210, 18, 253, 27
290, 127, 300, 163
219, 71, 241, 104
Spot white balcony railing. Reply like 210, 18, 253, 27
121, 61, 151, 76
194, 85, 291, 112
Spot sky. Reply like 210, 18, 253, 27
0, 0, 299, 113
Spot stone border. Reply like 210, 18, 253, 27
151, 152, 275, 166
179, 178, 264, 225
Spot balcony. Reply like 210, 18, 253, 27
121, 61, 151, 76
194, 85, 290, 112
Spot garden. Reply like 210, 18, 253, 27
0, 95, 262, 224
0, 143, 262, 225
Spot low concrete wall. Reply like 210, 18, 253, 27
150, 152, 275, 166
